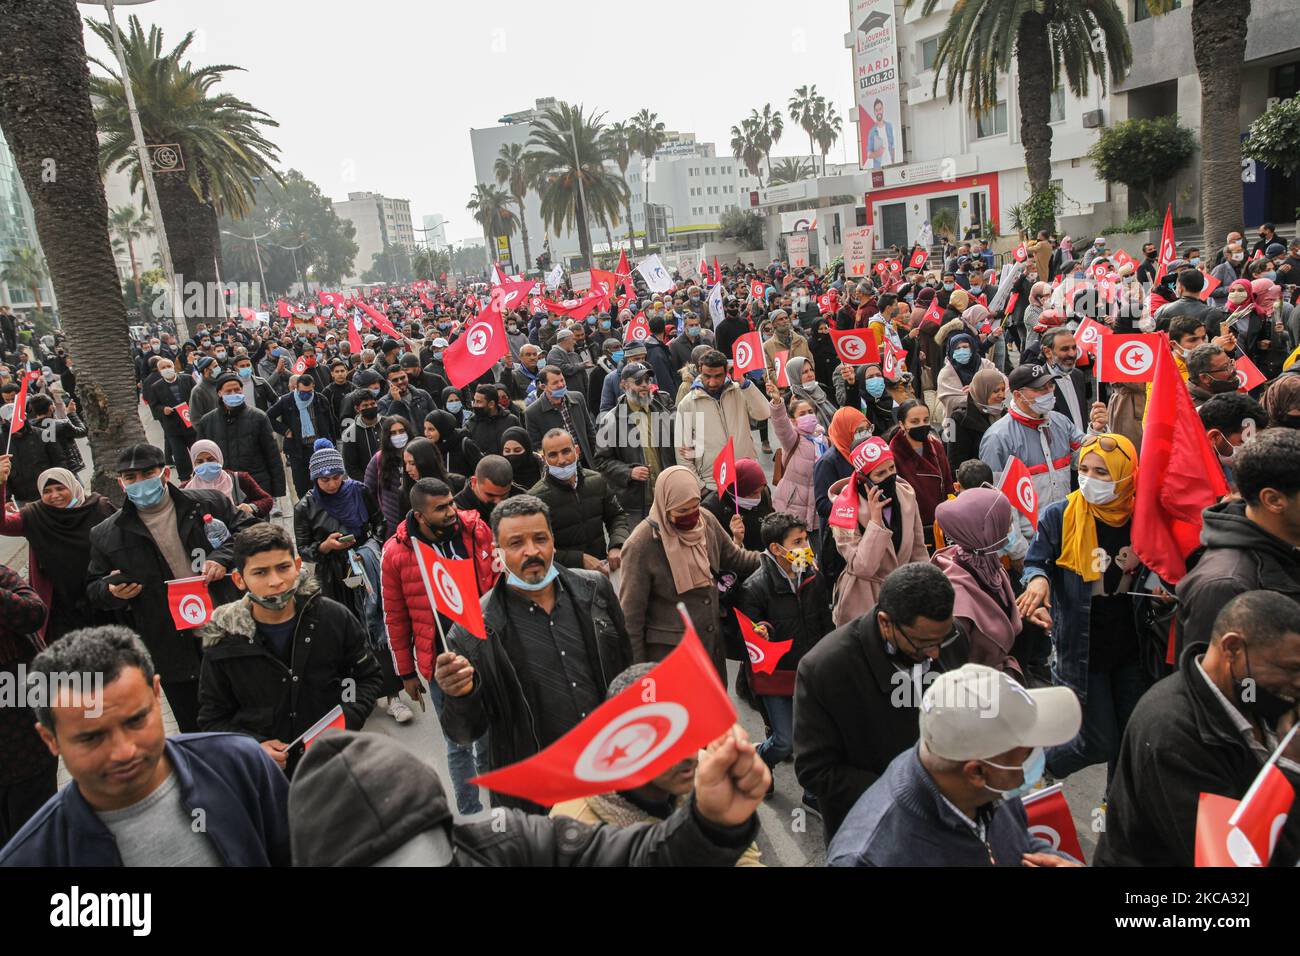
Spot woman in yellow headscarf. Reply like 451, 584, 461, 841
1015, 433, 1153, 784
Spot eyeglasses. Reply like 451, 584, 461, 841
893, 621, 961, 654
1086, 434, 1132, 463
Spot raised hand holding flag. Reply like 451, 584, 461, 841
996, 456, 1038, 529
411, 537, 486, 641
735, 608, 792, 676
713, 437, 737, 504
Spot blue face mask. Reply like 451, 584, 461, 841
506, 562, 559, 592
1031, 392, 1057, 414
446, 400, 463, 414
952, 348, 972, 365
123, 474, 166, 508
368, 386, 381, 397
536, 359, 547, 370
295, 390, 313, 405
237, 366, 253, 379
549, 386, 568, 401
611, 350, 624, 363
1263, 271, 1277, 283
943, 283, 954, 291
1189, 257, 1201, 267
686, 326, 701, 338
865, 377, 886, 398
600, 320, 611, 330
548, 462, 578, 481
221, 392, 245, 408
982, 747, 1045, 801
194, 462, 223, 481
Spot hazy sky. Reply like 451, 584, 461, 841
80, 0, 857, 244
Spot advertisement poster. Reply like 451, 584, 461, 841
852, 0, 902, 170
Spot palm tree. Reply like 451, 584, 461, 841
769, 157, 817, 185
493, 142, 535, 273
788, 85, 823, 173
526, 102, 629, 269
466, 183, 517, 270
1, 246, 49, 312
814, 103, 843, 174
731, 118, 766, 187
906, 0, 1131, 233
108, 204, 154, 303
600, 120, 640, 253
0, 0, 146, 497
86, 15, 280, 301
629, 109, 667, 243
1146, 0, 1247, 255
749, 104, 784, 181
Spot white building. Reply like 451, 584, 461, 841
0, 127, 57, 313
333, 191, 415, 284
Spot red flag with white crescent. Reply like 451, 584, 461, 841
735, 607, 792, 676
443, 302, 508, 389
174, 403, 192, 429
469, 609, 736, 806
1074, 317, 1108, 357
292, 356, 309, 376
731, 330, 764, 379
1235, 353, 1267, 392
749, 279, 766, 303
1095, 333, 1162, 383
277, 300, 291, 319
713, 437, 736, 497
411, 537, 486, 639
623, 313, 652, 345
167, 576, 214, 630
348, 311, 363, 353
8, 370, 37, 434
1021, 783, 1086, 862
997, 456, 1038, 529
909, 247, 928, 270
829, 328, 881, 366
1152, 204, 1175, 287
1195, 760, 1295, 867
773, 350, 790, 388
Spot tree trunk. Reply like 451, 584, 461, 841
1193, 0, 1251, 252
126, 233, 142, 302
516, 197, 533, 273
1015, 12, 1055, 232
808, 131, 817, 174
575, 189, 593, 268
30, 285, 42, 313
0, 0, 146, 499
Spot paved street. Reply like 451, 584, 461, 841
20, 398, 1106, 866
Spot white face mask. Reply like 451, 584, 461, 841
1078, 474, 1117, 505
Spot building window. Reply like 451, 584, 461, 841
975, 101, 1008, 139
1049, 87, 1065, 124
920, 36, 938, 72
1135, 0, 1179, 21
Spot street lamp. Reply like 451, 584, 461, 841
220, 228, 272, 299
267, 240, 308, 296
78, 0, 189, 341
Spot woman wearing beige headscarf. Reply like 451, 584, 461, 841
618, 464, 760, 678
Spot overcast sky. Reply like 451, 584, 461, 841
81, 0, 856, 245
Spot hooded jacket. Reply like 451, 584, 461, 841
196, 402, 286, 498
526, 468, 629, 567
287, 730, 757, 866
674, 378, 771, 491
1175, 500, 1300, 656
196, 577, 382, 749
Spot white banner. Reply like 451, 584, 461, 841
636, 254, 674, 293
787, 234, 810, 269
708, 281, 725, 325
673, 251, 700, 281
843, 225, 874, 278
852, 0, 902, 170
779, 208, 819, 234
570, 270, 592, 291
545, 263, 564, 289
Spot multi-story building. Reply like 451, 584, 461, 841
420, 213, 449, 251
0, 127, 57, 313
333, 191, 415, 284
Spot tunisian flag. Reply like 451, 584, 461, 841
731, 330, 764, 379
347, 311, 364, 354
276, 300, 292, 319
292, 705, 346, 750
623, 313, 652, 345
411, 537, 486, 640
830, 328, 881, 365
443, 303, 507, 389
1095, 333, 1161, 383
1132, 341, 1228, 584
1196, 741, 1296, 867
1021, 783, 1086, 862
357, 300, 402, 339
997, 456, 1038, 529
167, 576, 214, 630
735, 607, 792, 676
470, 607, 736, 806
713, 437, 736, 498
318, 291, 343, 308
1152, 204, 1176, 287
174, 403, 192, 429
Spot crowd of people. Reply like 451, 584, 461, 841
0, 223, 1298, 868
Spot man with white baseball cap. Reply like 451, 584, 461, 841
828, 663, 1082, 866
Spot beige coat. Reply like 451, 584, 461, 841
551, 792, 764, 866
828, 476, 928, 626
763, 332, 813, 374
675, 379, 771, 490
936, 358, 997, 418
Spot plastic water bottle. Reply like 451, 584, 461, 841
203, 513, 230, 550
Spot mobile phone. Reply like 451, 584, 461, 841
105, 572, 135, 586
337, 534, 356, 547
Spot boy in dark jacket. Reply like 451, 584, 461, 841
197, 523, 382, 776
0, 626, 290, 867
736, 513, 835, 799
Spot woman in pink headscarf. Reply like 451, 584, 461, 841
930, 488, 1050, 680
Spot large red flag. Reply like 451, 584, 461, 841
443, 304, 508, 389
411, 538, 487, 639
357, 301, 401, 339
712, 256, 722, 284
1195, 758, 1295, 867
318, 291, 343, 308
997, 456, 1038, 529
1152, 204, 1175, 287
1095, 333, 1162, 383
589, 269, 618, 303
1132, 340, 1228, 584
276, 300, 291, 319
167, 576, 214, 630
1022, 783, 1086, 862
419, 291, 437, 310
713, 437, 737, 497
470, 609, 736, 806
735, 608, 792, 676
731, 330, 764, 379
347, 311, 364, 354
623, 313, 652, 345
829, 328, 881, 366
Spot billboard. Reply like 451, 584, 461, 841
787, 234, 810, 269
851, 0, 902, 170
843, 225, 874, 278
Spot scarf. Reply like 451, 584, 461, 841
311, 477, 371, 539
785, 356, 836, 427
968, 369, 1007, 419
501, 425, 541, 488
945, 333, 982, 386
21, 476, 114, 605
932, 489, 1021, 651
183, 439, 235, 501
650, 465, 715, 595
1057, 434, 1137, 583
1262, 375, 1300, 426
296, 392, 317, 440
828, 406, 868, 461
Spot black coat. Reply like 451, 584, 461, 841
1094, 644, 1300, 867
524, 395, 599, 469
794, 607, 970, 840
465, 409, 521, 456
197, 404, 285, 497
2, 424, 66, 502
196, 580, 383, 754
86, 486, 258, 683
341, 421, 382, 483
441, 568, 631, 812
266, 392, 338, 463
145, 375, 196, 437
735, 554, 835, 679
526, 469, 629, 567
594, 392, 678, 515
945, 398, 995, 472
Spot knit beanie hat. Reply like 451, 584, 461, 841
309, 438, 346, 480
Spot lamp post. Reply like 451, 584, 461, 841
220, 228, 272, 299
79, 0, 189, 341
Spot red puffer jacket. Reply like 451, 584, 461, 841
381, 510, 498, 681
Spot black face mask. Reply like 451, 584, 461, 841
1235, 645, 1297, 726
1206, 377, 1239, 395
359, 408, 378, 422
860, 473, 898, 502
907, 424, 932, 444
